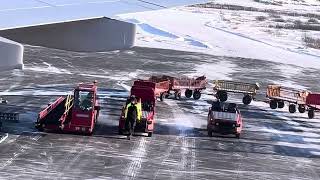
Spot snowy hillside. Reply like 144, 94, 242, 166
117, 0, 320, 68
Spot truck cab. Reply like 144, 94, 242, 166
207, 101, 242, 138
68, 83, 99, 134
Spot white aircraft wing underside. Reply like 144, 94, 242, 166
0, 0, 207, 30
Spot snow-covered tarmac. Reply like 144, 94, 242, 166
0, 45, 319, 179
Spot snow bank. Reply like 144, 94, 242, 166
0, 36, 23, 70
118, 8, 320, 68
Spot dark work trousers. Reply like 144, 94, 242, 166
125, 117, 136, 136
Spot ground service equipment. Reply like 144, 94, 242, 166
35, 81, 100, 135
0, 98, 19, 129
207, 101, 243, 138
266, 85, 309, 113
305, 93, 320, 119
118, 80, 157, 137
150, 75, 207, 100
213, 80, 259, 105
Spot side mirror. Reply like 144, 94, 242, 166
94, 106, 101, 111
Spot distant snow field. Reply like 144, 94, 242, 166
118, 0, 320, 69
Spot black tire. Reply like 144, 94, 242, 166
148, 132, 153, 137
208, 130, 213, 137
174, 92, 181, 100
269, 100, 277, 109
298, 105, 306, 113
217, 91, 228, 102
185, 89, 193, 98
289, 104, 296, 113
277, 101, 285, 109
242, 95, 252, 105
308, 110, 315, 119
235, 133, 240, 139
160, 93, 165, 102
193, 90, 201, 100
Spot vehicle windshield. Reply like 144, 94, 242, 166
74, 90, 94, 111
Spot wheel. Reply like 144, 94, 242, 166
165, 91, 170, 98
193, 90, 201, 100
208, 130, 213, 137
242, 95, 252, 105
148, 132, 153, 137
217, 91, 228, 102
185, 89, 193, 98
174, 92, 181, 100
277, 101, 285, 108
298, 105, 306, 113
160, 93, 165, 101
235, 133, 240, 139
308, 110, 315, 119
289, 104, 296, 113
269, 100, 277, 109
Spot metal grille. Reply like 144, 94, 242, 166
0, 112, 19, 121
213, 112, 237, 121
213, 80, 258, 94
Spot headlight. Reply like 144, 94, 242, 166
215, 122, 219, 126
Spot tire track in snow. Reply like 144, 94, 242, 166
124, 137, 148, 180
155, 99, 197, 179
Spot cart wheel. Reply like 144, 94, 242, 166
242, 95, 252, 105
269, 100, 277, 109
289, 104, 296, 113
208, 130, 213, 137
308, 110, 315, 119
217, 91, 228, 102
277, 101, 285, 109
165, 91, 170, 98
235, 133, 240, 139
298, 105, 306, 113
185, 89, 193, 98
193, 90, 201, 100
148, 132, 153, 137
160, 93, 165, 102
175, 92, 181, 100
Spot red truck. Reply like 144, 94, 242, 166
118, 80, 161, 137
35, 81, 100, 135
207, 101, 243, 138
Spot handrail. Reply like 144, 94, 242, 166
64, 94, 74, 114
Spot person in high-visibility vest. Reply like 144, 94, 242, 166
136, 97, 142, 123
124, 95, 138, 140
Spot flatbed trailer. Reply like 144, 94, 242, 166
35, 81, 100, 135
213, 80, 260, 105
266, 85, 309, 113
119, 80, 156, 137
149, 75, 207, 100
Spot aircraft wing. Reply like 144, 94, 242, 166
0, 0, 207, 30
0, 0, 207, 70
